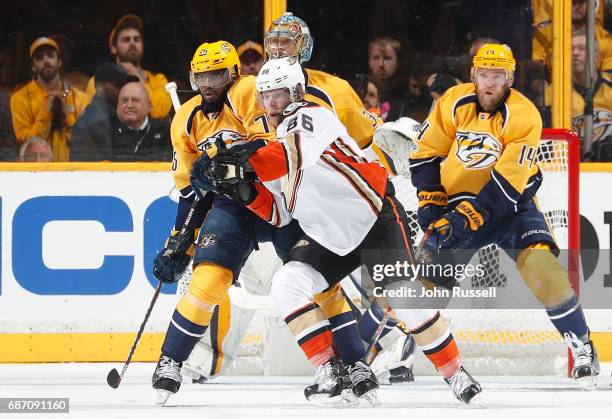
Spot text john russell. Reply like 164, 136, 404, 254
373, 286, 497, 299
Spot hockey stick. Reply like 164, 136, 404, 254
107, 195, 201, 389
346, 271, 394, 364
364, 305, 393, 365
165, 82, 181, 112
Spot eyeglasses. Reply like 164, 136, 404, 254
23, 152, 52, 162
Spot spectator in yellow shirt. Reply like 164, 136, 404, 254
10, 37, 87, 162
84, 14, 171, 120
571, 30, 612, 160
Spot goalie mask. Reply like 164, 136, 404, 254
256, 57, 305, 105
190, 41, 240, 91
264, 12, 314, 63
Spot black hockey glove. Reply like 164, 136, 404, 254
207, 147, 258, 184
190, 155, 216, 200
152, 230, 195, 283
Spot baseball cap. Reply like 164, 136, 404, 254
94, 62, 139, 87
237, 41, 264, 58
108, 14, 144, 48
29, 37, 59, 59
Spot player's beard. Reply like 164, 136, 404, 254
476, 86, 509, 112
201, 84, 231, 113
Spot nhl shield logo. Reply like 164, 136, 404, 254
455, 131, 502, 169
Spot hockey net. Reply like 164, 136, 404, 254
391, 128, 580, 375
179, 129, 580, 377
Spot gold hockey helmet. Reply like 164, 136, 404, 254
471, 43, 516, 84
190, 41, 240, 90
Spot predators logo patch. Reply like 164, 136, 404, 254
198, 234, 218, 248
455, 131, 502, 169
197, 130, 246, 153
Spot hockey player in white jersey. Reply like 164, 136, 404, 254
199, 57, 483, 404
185, 12, 415, 387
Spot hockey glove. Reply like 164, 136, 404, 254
430, 200, 488, 250
416, 184, 448, 232
216, 180, 259, 206
190, 155, 215, 199
152, 230, 196, 284
207, 147, 258, 184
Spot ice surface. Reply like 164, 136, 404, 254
0, 363, 611, 419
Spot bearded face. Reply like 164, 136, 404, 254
474, 68, 511, 112
112, 28, 143, 65
32, 46, 61, 83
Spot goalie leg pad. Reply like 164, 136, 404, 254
517, 243, 574, 307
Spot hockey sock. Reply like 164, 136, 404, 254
286, 303, 334, 366
411, 312, 461, 379
546, 295, 589, 341
161, 308, 209, 362
161, 262, 233, 362
329, 311, 364, 365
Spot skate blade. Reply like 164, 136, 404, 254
576, 374, 598, 391
156, 390, 172, 406
307, 393, 348, 407
468, 393, 485, 408
358, 389, 381, 407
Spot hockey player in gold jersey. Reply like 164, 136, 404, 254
410, 43, 600, 388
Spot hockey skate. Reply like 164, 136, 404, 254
152, 355, 183, 406
304, 357, 345, 406
444, 366, 482, 404
564, 332, 600, 390
346, 360, 380, 406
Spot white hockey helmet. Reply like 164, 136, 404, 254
256, 57, 306, 102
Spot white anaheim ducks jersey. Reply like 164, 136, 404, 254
248, 102, 389, 256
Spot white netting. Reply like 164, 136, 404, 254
393, 135, 576, 375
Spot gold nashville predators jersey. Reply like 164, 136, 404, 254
409, 82, 542, 219
304, 68, 381, 149
171, 75, 274, 192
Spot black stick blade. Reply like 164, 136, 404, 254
107, 368, 121, 389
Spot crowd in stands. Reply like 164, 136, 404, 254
0, 1, 611, 163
